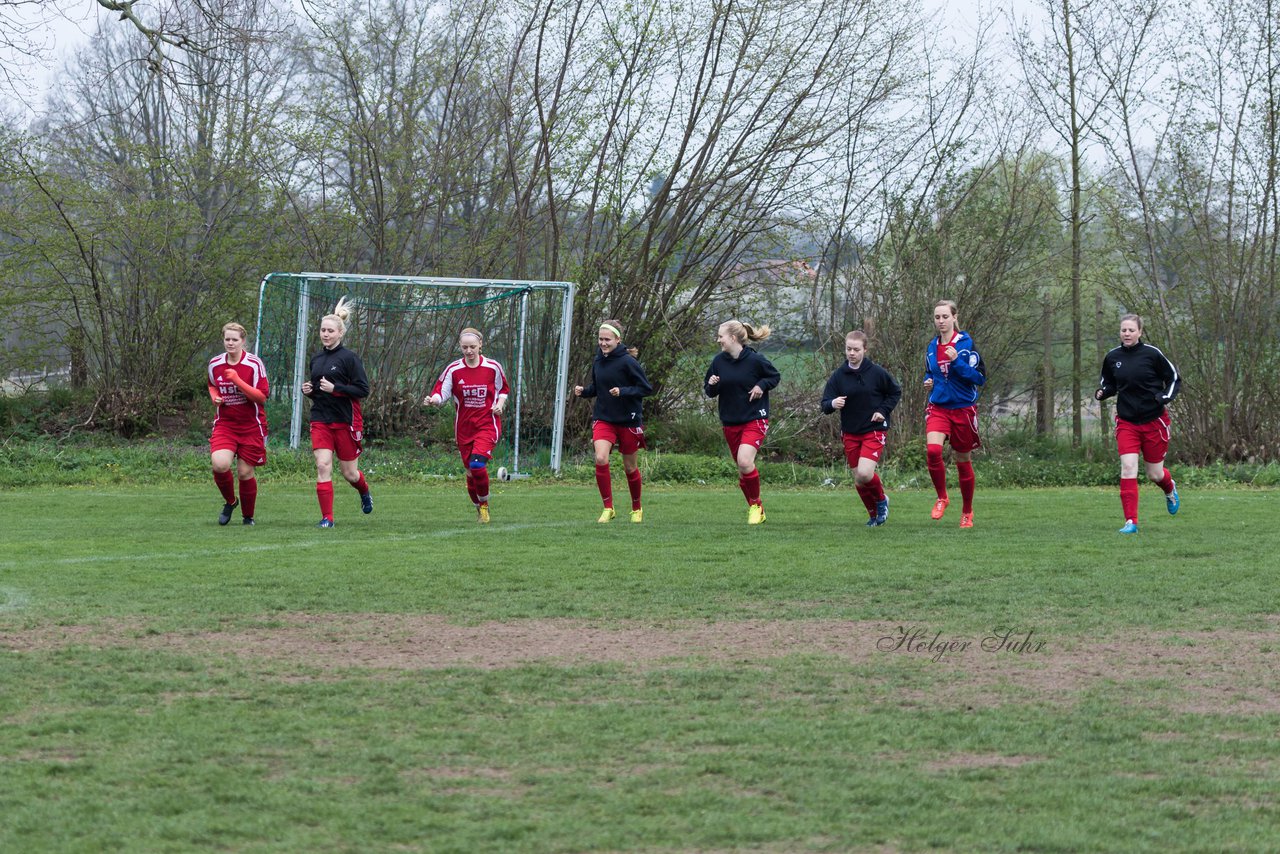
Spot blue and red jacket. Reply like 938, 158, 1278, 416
923, 330, 985, 409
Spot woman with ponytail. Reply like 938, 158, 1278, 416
704, 320, 781, 525
301, 297, 373, 528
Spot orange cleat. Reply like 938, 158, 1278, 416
931, 497, 950, 520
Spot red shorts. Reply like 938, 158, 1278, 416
457, 423, 501, 464
210, 425, 267, 466
925, 404, 981, 452
843, 431, 887, 467
1115, 412, 1171, 462
723, 419, 769, 458
592, 421, 646, 455
311, 421, 362, 461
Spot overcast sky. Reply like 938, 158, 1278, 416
3, 0, 1044, 119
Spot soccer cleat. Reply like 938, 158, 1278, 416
1118, 520, 1138, 534
317, 518, 335, 528
747, 503, 766, 525
630, 508, 643, 523
218, 499, 239, 526
959, 512, 973, 529
242, 517, 255, 526
597, 507, 616, 523
875, 496, 889, 526
865, 514, 880, 528
930, 497, 949, 520
360, 490, 373, 514
477, 503, 490, 524
1166, 483, 1180, 515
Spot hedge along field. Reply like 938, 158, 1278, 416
2, 481, 1279, 852
3, 436, 1280, 489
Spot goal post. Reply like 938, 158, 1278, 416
254, 272, 575, 475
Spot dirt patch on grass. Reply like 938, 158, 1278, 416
3, 615, 1279, 714
923, 753, 1043, 772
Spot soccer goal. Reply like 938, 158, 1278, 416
254, 273, 575, 476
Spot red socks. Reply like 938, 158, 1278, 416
1120, 477, 1139, 522
956, 461, 975, 514
626, 468, 643, 510
239, 478, 257, 518
595, 464, 613, 508
926, 444, 948, 498
352, 471, 370, 494
316, 481, 335, 520
473, 467, 490, 503
1158, 467, 1175, 494
739, 469, 762, 505
213, 469, 236, 503
597, 464, 643, 510
855, 483, 877, 515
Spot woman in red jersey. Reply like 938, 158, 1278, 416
301, 297, 373, 528
425, 327, 508, 523
208, 322, 269, 526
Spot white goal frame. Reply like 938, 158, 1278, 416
255, 272, 576, 475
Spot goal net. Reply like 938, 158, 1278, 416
254, 273, 575, 475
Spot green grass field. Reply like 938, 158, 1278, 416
2, 483, 1279, 852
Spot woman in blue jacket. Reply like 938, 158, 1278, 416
704, 319, 781, 525
574, 320, 653, 523
821, 331, 902, 526
923, 300, 985, 529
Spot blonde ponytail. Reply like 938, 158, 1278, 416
323, 297, 355, 335
720, 319, 771, 346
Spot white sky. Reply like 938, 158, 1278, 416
3, 0, 1045, 120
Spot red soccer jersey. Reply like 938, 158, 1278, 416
208, 352, 269, 436
936, 331, 960, 380
432, 356, 507, 441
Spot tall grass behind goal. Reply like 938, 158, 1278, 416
254, 273, 575, 475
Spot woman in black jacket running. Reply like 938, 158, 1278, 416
574, 320, 653, 523
1095, 313, 1181, 534
704, 319, 781, 525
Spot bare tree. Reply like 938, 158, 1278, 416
0, 0, 295, 433
1015, 0, 1110, 446
1097, 0, 1280, 460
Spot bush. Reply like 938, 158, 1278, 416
0, 388, 97, 439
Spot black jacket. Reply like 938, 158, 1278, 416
703, 347, 782, 425
821, 359, 902, 434
580, 346, 653, 425
306, 344, 370, 424
1098, 340, 1180, 424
